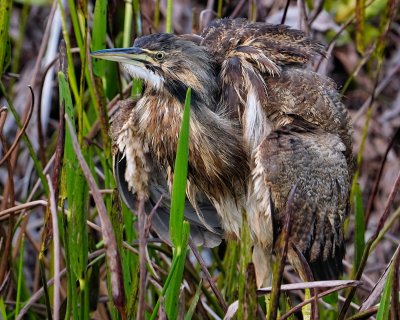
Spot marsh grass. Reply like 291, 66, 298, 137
1, 0, 399, 319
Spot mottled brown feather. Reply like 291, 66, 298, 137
257, 119, 349, 279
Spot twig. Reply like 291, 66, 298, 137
0, 200, 48, 219
144, 196, 162, 280
359, 244, 400, 311
0, 270, 11, 295
339, 169, 400, 319
10, 0, 58, 180
189, 240, 228, 312
297, 0, 309, 33
315, 0, 378, 73
280, 0, 291, 25
50, 40, 67, 202
230, 0, 246, 18
346, 306, 379, 320
365, 126, 400, 225
258, 280, 361, 294
226, 280, 361, 320
16, 249, 103, 319
391, 247, 400, 320
0, 106, 15, 286
11, 155, 55, 261
0, 87, 35, 166
308, 0, 325, 25
280, 281, 361, 320
370, 206, 400, 252
352, 62, 400, 124
200, 0, 216, 29
338, 294, 361, 311
267, 184, 295, 320
290, 243, 319, 319
137, 198, 147, 320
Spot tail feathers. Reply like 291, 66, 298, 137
308, 243, 345, 280
288, 241, 344, 282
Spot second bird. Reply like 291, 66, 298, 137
91, 18, 353, 287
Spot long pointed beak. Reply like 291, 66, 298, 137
90, 47, 151, 65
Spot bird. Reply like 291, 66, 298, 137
91, 18, 353, 288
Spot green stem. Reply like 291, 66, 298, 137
15, 235, 25, 318
165, 0, 173, 33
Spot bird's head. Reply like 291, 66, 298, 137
91, 33, 218, 106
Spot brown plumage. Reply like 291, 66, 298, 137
92, 18, 353, 287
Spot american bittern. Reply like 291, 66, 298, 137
92, 18, 352, 287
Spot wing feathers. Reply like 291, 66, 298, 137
201, 18, 325, 67
257, 120, 349, 279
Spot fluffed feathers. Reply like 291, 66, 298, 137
106, 19, 353, 285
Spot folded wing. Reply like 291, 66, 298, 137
256, 120, 349, 279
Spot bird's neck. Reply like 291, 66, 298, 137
134, 86, 216, 150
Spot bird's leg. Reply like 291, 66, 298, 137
252, 243, 274, 319
252, 243, 273, 288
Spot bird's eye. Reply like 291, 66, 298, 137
155, 52, 165, 61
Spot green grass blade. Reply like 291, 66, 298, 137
0, 82, 49, 195
322, 291, 339, 317
376, 265, 393, 320
219, 241, 240, 303
0, 297, 7, 319
59, 70, 90, 318
91, 0, 107, 78
217, 0, 223, 18
169, 88, 191, 247
9, 3, 28, 89
15, 235, 25, 318
126, 0, 143, 98
165, 0, 173, 33
0, 0, 12, 76
154, 0, 160, 30
58, 70, 79, 319
184, 279, 203, 320
69, 169, 89, 274
165, 88, 192, 319
111, 192, 140, 319
133, 0, 142, 36
122, 0, 143, 98
57, 0, 79, 102
65, 0, 83, 49
149, 253, 180, 320
355, 0, 366, 54
353, 182, 366, 273
165, 223, 190, 319
39, 257, 52, 320
238, 213, 252, 319
123, 0, 133, 47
